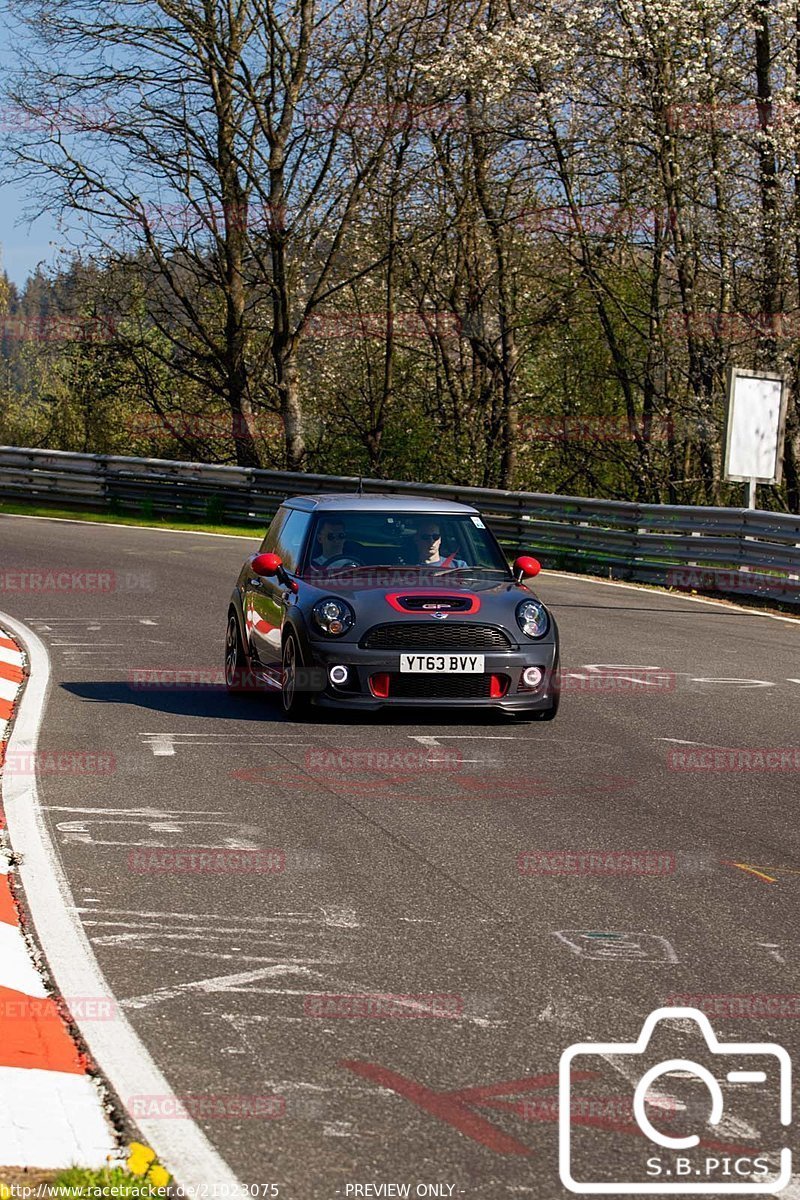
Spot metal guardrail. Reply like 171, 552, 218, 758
1, 444, 799, 606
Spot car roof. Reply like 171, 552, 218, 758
285, 493, 479, 515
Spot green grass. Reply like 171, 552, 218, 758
0, 497, 262, 538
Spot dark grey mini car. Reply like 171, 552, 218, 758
225, 494, 560, 719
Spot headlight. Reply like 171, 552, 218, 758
312, 597, 355, 637
515, 599, 549, 639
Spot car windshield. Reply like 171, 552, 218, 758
299, 511, 511, 578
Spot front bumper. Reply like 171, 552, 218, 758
302, 639, 560, 712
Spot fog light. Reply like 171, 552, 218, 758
522, 666, 545, 689
329, 664, 349, 686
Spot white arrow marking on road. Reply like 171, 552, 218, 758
121, 963, 324, 1009
146, 734, 175, 756
757, 942, 787, 964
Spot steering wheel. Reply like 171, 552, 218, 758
323, 556, 363, 571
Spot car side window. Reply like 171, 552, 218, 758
272, 508, 313, 574
260, 507, 288, 554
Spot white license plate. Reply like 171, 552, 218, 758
400, 653, 485, 673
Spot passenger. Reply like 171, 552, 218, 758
413, 523, 467, 568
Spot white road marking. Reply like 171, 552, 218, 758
757, 943, 787, 965
146, 734, 175, 756
122, 964, 324, 1009
0, 609, 245, 1193
409, 735, 518, 746
553, 931, 679, 963
657, 738, 717, 746
45, 806, 226, 816
690, 677, 775, 688
0, 646, 22, 666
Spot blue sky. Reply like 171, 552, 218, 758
1, 185, 65, 288
0, 21, 71, 288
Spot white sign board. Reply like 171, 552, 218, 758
724, 368, 787, 484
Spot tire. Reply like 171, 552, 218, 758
224, 610, 250, 693
281, 631, 311, 719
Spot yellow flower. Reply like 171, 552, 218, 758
148, 1165, 171, 1188
127, 1142, 157, 1176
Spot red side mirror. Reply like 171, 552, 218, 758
514, 555, 541, 579
252, 552, 282, 577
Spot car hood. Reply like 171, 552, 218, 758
299, 571, 550, 630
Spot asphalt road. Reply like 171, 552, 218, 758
2, 512, 800, 1199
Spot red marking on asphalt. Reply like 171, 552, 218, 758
0, 637, 18, 652
0, 986, 86, 1074
341, 1063, 764, 1158
0, 873, 19, 926
484, 1097, 758, 1152
447, 1070, 597, 1102
0, 662, 24, 685
340, 1060, 533, 1155
0, 699, 13, 722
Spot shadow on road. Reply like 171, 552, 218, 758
59, 680, 524, 728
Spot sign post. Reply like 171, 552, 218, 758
724, 367, 788, 509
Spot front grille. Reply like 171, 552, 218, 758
360, 622, 512, 650
389, 673, 499, 699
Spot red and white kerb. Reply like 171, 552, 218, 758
0, 633, 116, 1168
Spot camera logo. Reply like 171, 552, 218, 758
559, 1006, 792, 1193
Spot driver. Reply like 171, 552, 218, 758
413, 523, 467, 569
310, 519, 348, 568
